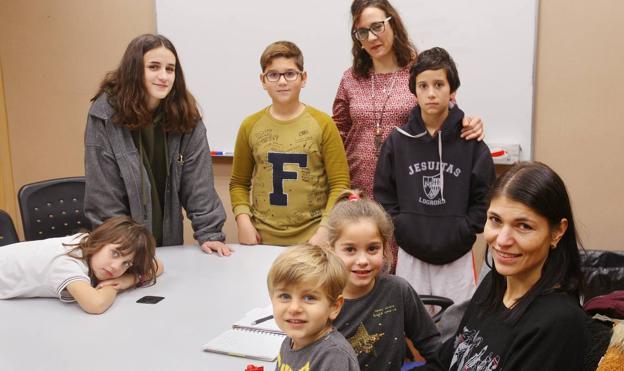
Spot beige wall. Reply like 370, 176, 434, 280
0, 63, 17, 220
1, 0, 622, 250
0, 0, 157, 237
534, 0, 624, 250
205, 158, 237, 244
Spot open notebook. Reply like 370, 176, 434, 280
202, 306, 286, 362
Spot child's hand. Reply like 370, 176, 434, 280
308, 226, 329, 246
200, 240, 234, 256
460, 116, 485, 141
236, 214, 262, 245
96, 273, 136, 291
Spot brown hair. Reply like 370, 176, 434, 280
260, 40, 304, 72
350, 0, 417, 79
67, 216, 157, 285
327, 189, 394, 270
409, 47, 461, 95
92, 34, 200, 133
267, 243, 347, 304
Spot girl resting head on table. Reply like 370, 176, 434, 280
0, 216, 163, 314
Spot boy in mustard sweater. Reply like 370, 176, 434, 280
229, 41, 350, 246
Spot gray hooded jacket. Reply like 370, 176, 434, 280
84, 94, 226, 246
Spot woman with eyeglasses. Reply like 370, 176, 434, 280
84, 34, 231, 256
332, 0, 486, 270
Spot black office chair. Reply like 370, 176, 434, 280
18, 177, 91, 241
421, 294, 454, 323
581, 249, 624, 301
0, 209, 19, 246
403, 295, 454, 368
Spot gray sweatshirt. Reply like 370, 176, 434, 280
276, 329, 360, 371
84, 94, 226, 245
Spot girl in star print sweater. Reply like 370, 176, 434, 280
328, 190, 441, 370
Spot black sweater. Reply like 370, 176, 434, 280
373, 105, 495, 264
424, 275, 589, 371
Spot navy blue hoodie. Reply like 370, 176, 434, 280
373, 105, 495, 265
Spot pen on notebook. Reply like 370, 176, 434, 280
251, 315, 273, 325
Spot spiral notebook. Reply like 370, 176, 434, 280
202, 306, 286, 362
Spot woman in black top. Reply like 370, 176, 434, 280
427, 161, 589, 371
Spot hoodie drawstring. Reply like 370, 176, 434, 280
438, 131, 445, 202
395, 126, 428, 139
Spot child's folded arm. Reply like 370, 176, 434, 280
96, 274, 136, 291
96, 257, 164, 290
66, 280, 118, 315
139, 256, 164, 285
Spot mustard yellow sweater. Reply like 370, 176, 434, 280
229, 106, 350, 246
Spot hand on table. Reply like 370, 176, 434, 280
96, 273, 136, 291
200, 240, 234, 256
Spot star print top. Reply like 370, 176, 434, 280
334, 275, 441, 371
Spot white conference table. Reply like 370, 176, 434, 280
0, 244, 285, 371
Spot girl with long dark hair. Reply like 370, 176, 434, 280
85, 34, 231, 256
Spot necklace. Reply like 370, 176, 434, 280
371, 71, 399, 155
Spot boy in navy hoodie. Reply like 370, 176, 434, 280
373, 47, 495, 306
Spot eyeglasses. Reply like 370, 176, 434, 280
352, 16, 392, 41
263, 70, 303, 82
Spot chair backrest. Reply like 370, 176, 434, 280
0, 209, 19, 246
18, 177, 91, 241
580, 249, 624, 301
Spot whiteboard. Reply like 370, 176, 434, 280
156, 0, 537, 159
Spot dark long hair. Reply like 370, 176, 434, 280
92, 34, 200, 133
482, 162, 584, 323
350, 0, 417, 79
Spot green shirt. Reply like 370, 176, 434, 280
131, 115, 168, 246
